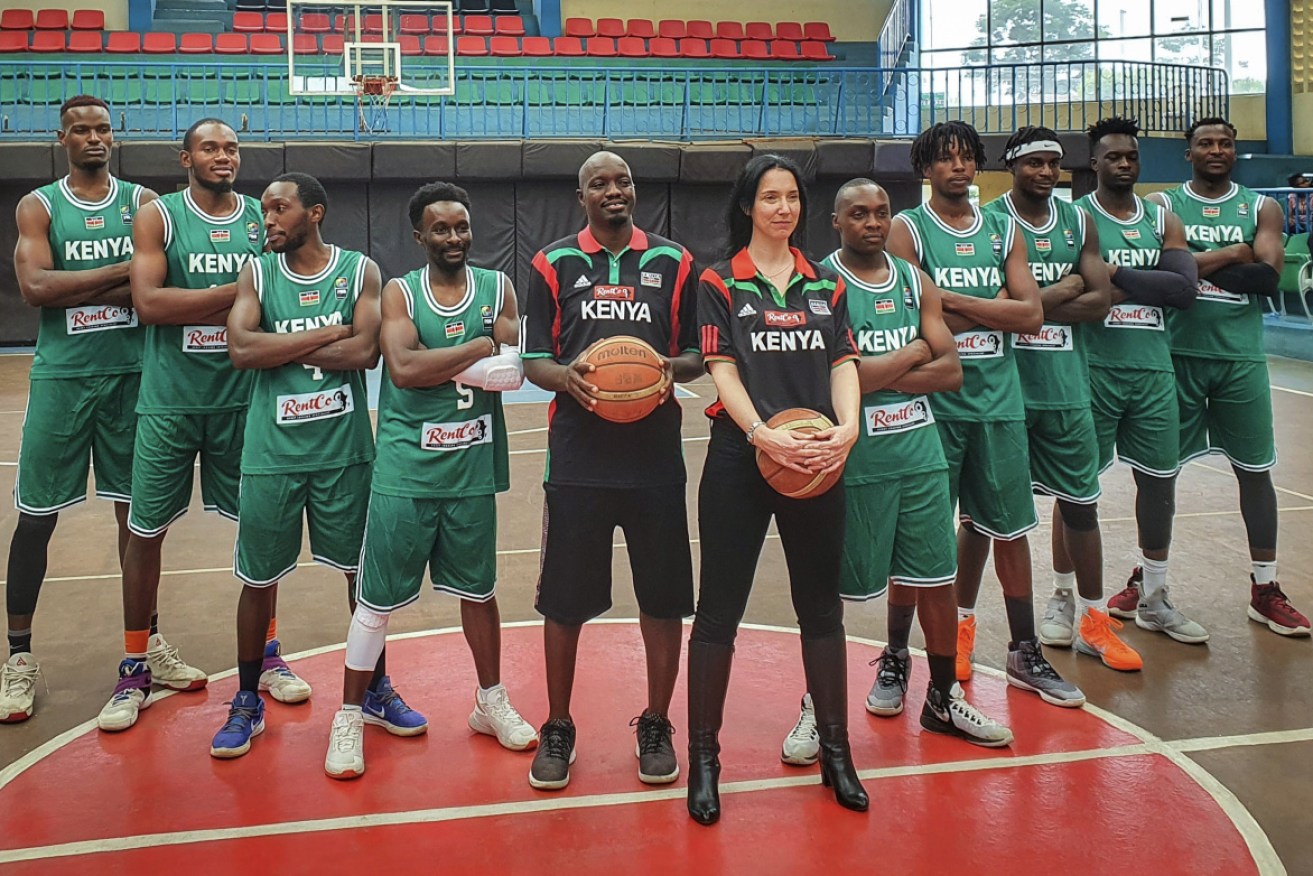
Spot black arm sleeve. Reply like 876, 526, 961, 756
1206, 262, 1281, 299
1111, 248, 1199, 310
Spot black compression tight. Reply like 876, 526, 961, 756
5, 512, 58, 617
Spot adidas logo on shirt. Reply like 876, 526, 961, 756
573, 275, 592, 289
737, 302, 757, 318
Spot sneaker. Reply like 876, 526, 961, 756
1038, 592, 1076, 647
325, 708, 366, 780
955, 616, 976, 682
780, 693, 819, 765
362, 676, 428, 736
97, 659, 154, 732
1136, 592, 1210, 644
1248, 579, 1312, 637
145, 633, 208, 692
468, 684, 538, 750
632, 710, 679, 784
1005, 639, 1086, 708
865, 647, 910, 716
1107, 567, 1142, 619
1075, 608, 1144, 671
528, 718, 576, 790
259, 639, 312, 704
0, 653, 40, 723
210, 691, 266, 758
920, 683, 1014, 748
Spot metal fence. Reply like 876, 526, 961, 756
0, 59, 1228, 141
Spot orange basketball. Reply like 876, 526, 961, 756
755, 407, 843, 499
581, 335, 670, 423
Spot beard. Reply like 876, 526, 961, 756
195, 174, 234, 194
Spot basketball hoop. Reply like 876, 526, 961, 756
353, 73, 398, 133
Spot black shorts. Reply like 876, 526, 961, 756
535, 482, 695, 625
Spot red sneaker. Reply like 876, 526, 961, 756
1106, 567, 1142, 620
1248, 579, 1311, 637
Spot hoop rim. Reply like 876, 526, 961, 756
353, 73, 399, 97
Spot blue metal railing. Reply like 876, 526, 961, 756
877, 0, 912, 70
0, 59, 1228, 141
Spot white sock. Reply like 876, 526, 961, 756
1253, 561, 1277, 585
1078, 595, 1103, 620
340, 703, 363, 712
957, 607, 976, 622
1053, 571, 1075, 595
477, 682, 504, 702
1141, 556, 1168, 601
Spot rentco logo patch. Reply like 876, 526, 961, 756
593, 285, 634, 301
763, 310, 805, 327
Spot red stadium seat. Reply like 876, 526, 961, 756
300, 13, 330, 33
776, 21, 804, 41
648, 37, 678, 58
493, 16, 524, 36
679, 38, 709, 59
745, 22, 773, 41
67, 31, 102, 52
708, 38, 738, 58
616, 36, 646, 57
0, 10, 34, 30
180, 32, 214, 53
214, 33, 247, 53
586, 37, 615, 57
399, 34, 421, 55
800, 40, 834, 61
71, 10, 105, 30
34, 10, 69, 30
267, 12, 288, 32
292, 33, 319, 54
422, 34, 448, 55
553, 36, 584, 56
595, 18, 624, 38
740, 39, 769, 60
521, 35, 551, 56
333, 13, 381, 33
363, 13, 384, 33
0, 31, 27, 51
627, 19, 654, 39
463, 15, 493, 36
657, 19, 685, 40
432, 13, 459, 34
233, 12, 264, 32
714, 21, 743, 41
489, 35, 520, 56
456, 35, 487, 55
563, 17, 592, 38
399, 14, 429, 34
685, 20, 713, 40
321, 33, 344, 53
105, 31, 141, 52
142, 32, 177, 53
250, 33, 284, 54
803, 22, 835, 42
770, 40, 800, 60
30, 31, 65, 52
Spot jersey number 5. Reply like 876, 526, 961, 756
304, 364, 324, 381
456, 383, 474, 410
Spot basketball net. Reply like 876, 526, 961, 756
354, 74, 398, 134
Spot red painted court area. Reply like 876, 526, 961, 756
0, 623, 1263, 873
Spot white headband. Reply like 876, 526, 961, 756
1005, 140, 1065, 161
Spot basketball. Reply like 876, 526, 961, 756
580, 335, 670, 423
755, 408, 843, 499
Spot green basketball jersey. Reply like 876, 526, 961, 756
28, 176, 145, 380
984, 193, 1089, 410
372, 265, 510, 499
136, 190, 261, 414
1162, 182, 1267, 362
825, 250, 947, 485
896, 203, 1024, 422
1075, 193, 1173, 373
241, 246, 375, 475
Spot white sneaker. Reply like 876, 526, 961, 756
780, 693, 819, 765
1136, 592, 1210, 644
97, 659, 154, 732
146, 633, 208, 691
468, 684, 538, 750
259, 641, 312, 704
0, 653, 40, 723
325, 708, 366, 779
1038, 592, 1075, 647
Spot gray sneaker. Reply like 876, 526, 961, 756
780, 694, 820, 765
921, 682, 1014, 748
528, 718, 576, 791
1006, 639, 1086, 708
865, 647, 910, 717
632, 710, 679, 784
1038, 592, 1076, 647
1136, 592, 1210, 644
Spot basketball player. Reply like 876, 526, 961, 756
781, 179, 1013, 762
97, 119, 308, 732
324, 181, 534, 779
522, 152, 701, 790
984, 127, 1141, 671
1142, 119, 1308, 636
1074, 117, 1207, 644
2, 96, 168, 724
888, 121, 1083, 707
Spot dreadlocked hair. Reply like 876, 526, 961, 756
1087, 116, 1140, 148
1001, 125, 1060, 167
909, 121, 986, 177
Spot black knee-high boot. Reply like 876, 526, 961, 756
801, 629, 869, 812
686, 640, 733, 825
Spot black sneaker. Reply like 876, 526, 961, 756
920, 683, 1014, 748
631, 710, 678, 784
528, 718, 576, 791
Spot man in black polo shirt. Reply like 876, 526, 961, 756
521, 151, 702, 791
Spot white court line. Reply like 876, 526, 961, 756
1188, 460, 1313, 504
1271, 384, 1313, 399
1167, 727, 1313, 754
507, 427, 549, 436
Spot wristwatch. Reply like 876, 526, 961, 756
745, 420, 765, 445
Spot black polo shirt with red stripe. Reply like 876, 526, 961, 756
699, 247, 858, 423
523, 224, 700, 488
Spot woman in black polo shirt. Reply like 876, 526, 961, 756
686, 154, 866, 825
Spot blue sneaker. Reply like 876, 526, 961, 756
210, 691, 266, 758
362, 676, 428, 737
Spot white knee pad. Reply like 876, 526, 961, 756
345, 605, 390, 671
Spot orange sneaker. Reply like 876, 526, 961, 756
1075, 608, 1144, 672
955, 615, 976, 681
